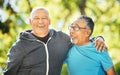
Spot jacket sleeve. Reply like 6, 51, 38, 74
3, 43, 25, 75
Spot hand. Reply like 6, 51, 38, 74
94, 37, 107, 52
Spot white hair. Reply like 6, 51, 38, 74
30, 7, 50, 19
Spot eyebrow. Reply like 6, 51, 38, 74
75, 23, 79, 26
71, 23, 78, 26
33, 16, 48, 18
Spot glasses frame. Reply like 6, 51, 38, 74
68, 24, 87, 31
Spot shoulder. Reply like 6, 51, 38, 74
8, 40, 25, 57
49, 29, 72, 47
50, 29, 70, 39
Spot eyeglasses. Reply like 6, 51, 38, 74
68, 24, 87, 31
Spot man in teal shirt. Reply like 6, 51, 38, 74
65, 15, 116, 75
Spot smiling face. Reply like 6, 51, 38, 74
69, 19, 91, 45
30, 9, 51, 37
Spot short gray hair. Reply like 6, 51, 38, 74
78, 15, 94, 36
30, 7, 50, 19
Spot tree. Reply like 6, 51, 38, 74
0, 0, 120, 75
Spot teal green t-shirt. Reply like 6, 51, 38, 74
65, 42, 113, 75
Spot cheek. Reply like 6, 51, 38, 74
46, 21, 50, 27
32, 21, 37, 25
31, 23, 37, 29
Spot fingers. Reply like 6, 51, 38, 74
105, 46, 108, 51
99, 44, 105, 52
94, 39, 106, 52
94, 40, 100, 50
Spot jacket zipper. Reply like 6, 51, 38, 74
36, 37, 51, 75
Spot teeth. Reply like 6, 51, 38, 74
38, 26, 44, 28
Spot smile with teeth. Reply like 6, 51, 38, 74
38, 25, 45, 28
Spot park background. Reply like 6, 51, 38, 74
0, 0, 120, 75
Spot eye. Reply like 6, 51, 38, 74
34, 18, 40, 20
42, 17, 48, 20
72, 26, 79, 31
74, 27, 78, 30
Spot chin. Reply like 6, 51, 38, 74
71, 40, 78, 45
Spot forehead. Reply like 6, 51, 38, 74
73, 19, 87, 27
31, 9, 49, 18
35, 9, 47, 14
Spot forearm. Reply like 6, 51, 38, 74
90, 36, 104, 42
106, 67, 116, 75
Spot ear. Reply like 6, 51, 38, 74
86, 30, 91, 37
49, 19, 51, 25
29, 18, 32, 25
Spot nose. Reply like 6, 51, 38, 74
38, 19, 43, 23
69, 30, 74, 35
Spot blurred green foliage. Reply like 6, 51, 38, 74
115, 62, 120, 75
0, 0, 120, 75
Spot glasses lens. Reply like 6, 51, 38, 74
68, 25, 80, 31
68, 26, 72, 30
